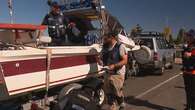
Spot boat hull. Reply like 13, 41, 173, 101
0, 46, 102, 101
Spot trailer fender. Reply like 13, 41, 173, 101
58, 83, 82, 101
55, 83, 82, 110
84, 78, 104, 90
83, 78, 105, 105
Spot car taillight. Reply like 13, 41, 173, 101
153, 52, 159, 61
192, 49, 195, 56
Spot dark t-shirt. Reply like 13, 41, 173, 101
183, 46, 195, 71
42, 13, 69, 38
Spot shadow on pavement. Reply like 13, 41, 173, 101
135, 71, 162, 77
175, 86, 185, 89
125, 96, 176, 110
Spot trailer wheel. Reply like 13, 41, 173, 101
95, 88, 105, 106
55, 83, 83, 110
58, 83, 83, 101
56, 83, 104, 110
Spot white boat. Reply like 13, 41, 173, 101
0, 23, 102, 101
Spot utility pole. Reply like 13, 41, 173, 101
8, 0, 14, 24
99, 0, 107, 36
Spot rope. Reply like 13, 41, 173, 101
44, 48, 52, 108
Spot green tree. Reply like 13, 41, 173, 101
169, 34, 174, 44
130, 24, 143, 37
176, 28, 186, 44
163, 27, 172, 41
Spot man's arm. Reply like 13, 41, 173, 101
114, 54, 128, 69
42, 15, 49, 25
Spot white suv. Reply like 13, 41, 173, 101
134, 32, 175, 74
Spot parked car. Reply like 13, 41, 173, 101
133, 32, 175, 74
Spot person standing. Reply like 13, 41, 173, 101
102, 32, 128, 110
182, 30, 195, 110
42, 1, 69, 46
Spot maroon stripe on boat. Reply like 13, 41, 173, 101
0, 79, 3, 84
2, 55, 97, 77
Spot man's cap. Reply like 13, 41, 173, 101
51, 1, 59, 8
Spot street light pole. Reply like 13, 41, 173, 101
8, 0, 14, 24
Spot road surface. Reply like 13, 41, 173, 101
124, 65, 185, 110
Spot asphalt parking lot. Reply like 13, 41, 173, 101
123, 65, 185, 110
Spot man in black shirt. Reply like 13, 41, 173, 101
42, 2, 69, 46
182, 30, 195, 110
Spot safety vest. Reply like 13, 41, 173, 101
102, 43, 122, 66
46, 13, 67, 38
183, 48, 195, 75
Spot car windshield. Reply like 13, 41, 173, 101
139, 38, 154, 49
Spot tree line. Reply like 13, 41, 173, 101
130, 25, 194, 45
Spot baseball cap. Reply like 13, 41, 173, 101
51, 1, 59, 8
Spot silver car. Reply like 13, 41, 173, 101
135, 33, 175, 74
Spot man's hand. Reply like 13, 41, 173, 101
109, 64, 115, 70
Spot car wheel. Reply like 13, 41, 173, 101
169, 56, 175, 69
168, 62, 174, 69
159, 66, 165, 75
157, 66, 165, 75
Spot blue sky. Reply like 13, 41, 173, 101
0, 0, 194, 36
